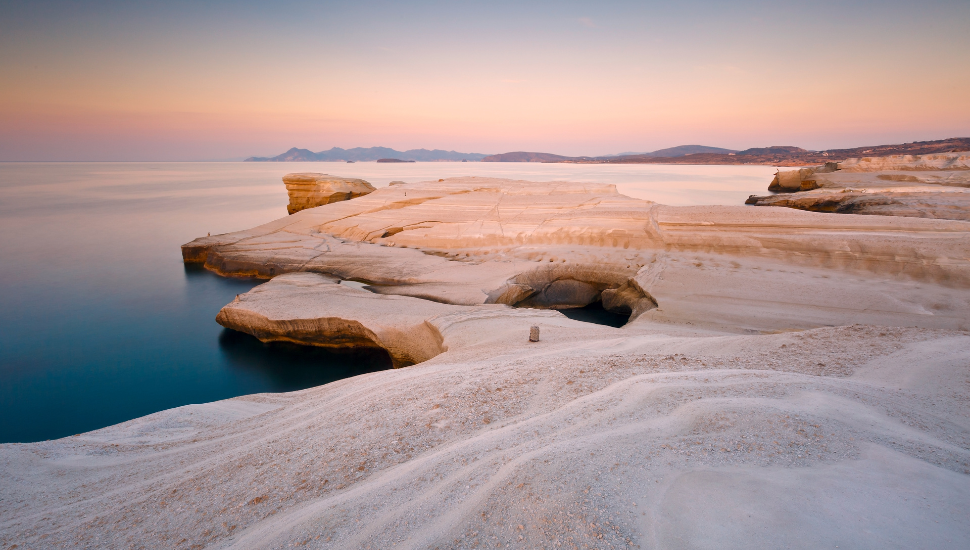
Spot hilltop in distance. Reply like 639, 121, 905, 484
244, 139, 970, 166
246, 147, 488, 162
483, 137, 970, 166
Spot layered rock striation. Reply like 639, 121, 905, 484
283, 173, 375, 214
748, 152, 970, 221
184, 177, 970, 297
215, 272, 622, 367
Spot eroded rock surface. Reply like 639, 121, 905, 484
217, 273, 453, 367
4, 325, 970, 549
749, 152, 970, 220
283, 173, 375, 214
183, 177, 970, 301
216, 272, 624, 367
4, 175, 970, 549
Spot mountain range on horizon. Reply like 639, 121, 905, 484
245, 144, 739, 162
607, 145, 738, 157
245, 138, 970, 165
482, 138, 970, 166
245, 147, 489, 162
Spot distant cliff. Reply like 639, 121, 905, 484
246, 147, 489, 162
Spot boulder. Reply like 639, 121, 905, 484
768, 167, 827, 192
283, 173, 376, 214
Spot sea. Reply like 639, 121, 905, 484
0, 162, 777, 443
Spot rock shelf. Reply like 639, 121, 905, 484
748, 152, 970, 220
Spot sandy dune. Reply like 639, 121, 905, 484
2, 175, 969, 549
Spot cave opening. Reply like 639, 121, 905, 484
558, 301, 631, 328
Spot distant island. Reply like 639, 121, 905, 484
246, 147, 489, 162
245, 138, 970, 166
607, 145, 739, 157
483, 138, 970, 166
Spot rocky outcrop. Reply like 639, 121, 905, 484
215, 272, 617, 367
750, 152, 970, 221
767, 162, 839, 192
216, 273, 452, 367
283, 173, 375, 214
746, 190, 970, 221
484, 263, 658, 321
183, 177, 970, 300
839, 152, 970, 172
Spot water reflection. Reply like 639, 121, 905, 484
217, 329, 392, 392
0, 162, 770, 443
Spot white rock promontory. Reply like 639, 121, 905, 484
283, 173, 375, 214
751, 152, 970, 220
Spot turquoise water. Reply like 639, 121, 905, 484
0, 162, 774, 443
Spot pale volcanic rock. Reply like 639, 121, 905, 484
838, 152, 970, 172
5, 176, 970, 549
283, 173, 376, 214
750, 152, 970, 220
3, 325, 970, 549
183, 177, 970, 297
183, 178, 666, 306
767, 162, 839, 192
216, 272, 625, 367
193, 177, 970, 337
217, 273, 455, 367
183, 175, 970, 338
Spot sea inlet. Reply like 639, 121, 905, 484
0, 161, 773, 442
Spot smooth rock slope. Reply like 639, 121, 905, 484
2, 324, 968, 549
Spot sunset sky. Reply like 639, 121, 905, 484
2, 0, 968, 160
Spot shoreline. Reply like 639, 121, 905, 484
3, 167, 969, 548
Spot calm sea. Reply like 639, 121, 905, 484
0, 162, 776, 443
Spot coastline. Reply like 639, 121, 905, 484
3, 165, 969, 548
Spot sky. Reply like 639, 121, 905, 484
1, 0, 968, 160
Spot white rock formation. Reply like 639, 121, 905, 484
283, 173, 375, 214
3, 175, 970, 549
184, 177, 970, 294
3, 322, 968, 548
839, 152, 970, 172
751, 152, 970, 220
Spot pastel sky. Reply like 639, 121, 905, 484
1, 0, 968, 160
